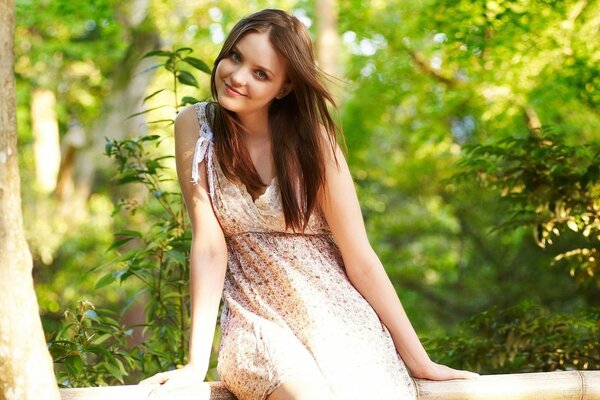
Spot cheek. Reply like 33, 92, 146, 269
215, 63, 224, 78
215, 60, 231, 78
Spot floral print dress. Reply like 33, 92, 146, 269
191, 102, 416, 400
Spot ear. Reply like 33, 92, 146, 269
276, 82, 293, 99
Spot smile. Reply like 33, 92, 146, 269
224, 83, 246, 97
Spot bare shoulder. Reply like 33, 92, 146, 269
317, 123, 352, 209
173, 104, 208, 196
174, 104, 201, 142
317, 123, 344, 166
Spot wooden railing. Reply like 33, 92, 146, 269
60, 371, 600, 399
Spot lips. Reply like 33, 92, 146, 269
224, 82, 246, 97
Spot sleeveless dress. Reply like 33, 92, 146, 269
191, 102, 416, 400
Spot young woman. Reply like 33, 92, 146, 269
141, 8, 477, 400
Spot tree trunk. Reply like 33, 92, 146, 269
31, 88, 61, 193
0, 0, 60, 398
316, 0, 340, 102
55, 119, 85, 203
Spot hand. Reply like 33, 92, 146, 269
139, 363, 207, 389
410, 360, 479, 381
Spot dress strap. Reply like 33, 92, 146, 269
190, 102, 215, 197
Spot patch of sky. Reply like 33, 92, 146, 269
210, 23, 225, 44
451, 116, 475, 144
430, 55, 442, 70
292, 9, 312, 28
209, 7, 223, 22
343, 31, 387, 56
433, 32, 447, 43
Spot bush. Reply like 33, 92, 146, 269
426, 304, 600, 373
48, 47, 214, 386
48, 300, 137, 387
455, 129, 600, 287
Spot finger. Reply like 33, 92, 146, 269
452, 369, 480, 380
139, 373, 167, 385
153, 377, 188, 394
159, 379, 180, 391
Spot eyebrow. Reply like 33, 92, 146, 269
232, 46, 274, 75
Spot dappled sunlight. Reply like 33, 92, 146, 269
3, 0, 598, 392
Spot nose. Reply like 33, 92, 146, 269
230, 66, 248, 87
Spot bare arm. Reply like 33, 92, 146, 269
141, 105, 227, 385
318, 140, 477, 380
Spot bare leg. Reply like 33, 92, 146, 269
266, 374, 335, 400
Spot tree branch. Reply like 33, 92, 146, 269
403, 45, 458, 88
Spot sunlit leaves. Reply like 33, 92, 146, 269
142, 46, 211, 90
94, 48, 212, 382
15, 0, 126, 125
177, 70, 198, 88
182, 56, 211, 74
48, 300, 137, 387
338, 0, 600, 336
456, 129, 600, 286
180, 96, 200, 106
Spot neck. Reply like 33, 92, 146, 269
237, 109, 270, 141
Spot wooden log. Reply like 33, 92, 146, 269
415, 371, 600, 400
60, 371, 600, 400
584, 371, 600, 400
60, 381, 233, 400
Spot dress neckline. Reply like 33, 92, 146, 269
238, 176, 278, 206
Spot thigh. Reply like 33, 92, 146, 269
267, 372, 334, 400
219, 316, 334, 400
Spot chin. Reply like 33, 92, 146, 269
218, 97, 243, 114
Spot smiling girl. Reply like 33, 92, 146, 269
141, 9, 477, 400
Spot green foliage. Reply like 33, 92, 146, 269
338, 0, 600, 332
48, 300, 136, 387
103, 132, 191, 374
426, 304, 600, 373
47, 46, 212, 384
99, 46, 211, 377
141, 46, 211, 109
24, 0, 599, 385
15, 0, 127, 126
456, 129, 600, 286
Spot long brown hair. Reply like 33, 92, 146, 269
209, 9, 339, 232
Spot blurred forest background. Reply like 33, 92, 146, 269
11, 0, 600, 387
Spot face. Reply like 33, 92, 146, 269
215, 31, 290, 118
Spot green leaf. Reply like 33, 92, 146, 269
107, 237, 134, 251
166, 250, 187, 265
115, 230, 143, 238
139, 64, 163, 75
146, 119, 175, 125
182, 56, 211, 74
175, 47, 193, 55
87, 344, 113, 358
95, 272, 116, 289
140, 135, 161, 142
103, 361, 125, 383
180, 96, 199, 106
142, 50, 172, 58
126, 105, 168, 119
143, 89, 166, 104
177, 70, 199, 88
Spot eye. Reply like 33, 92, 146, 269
255, 70, 268, 80
229, 51, 241, 62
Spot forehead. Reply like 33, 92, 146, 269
235, 31, 286, 73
